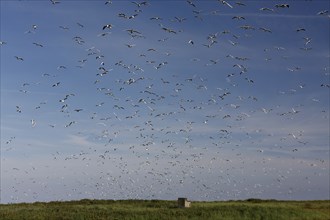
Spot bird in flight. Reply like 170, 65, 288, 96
187, 0, 196, 7
132, 1, 148, 7
31, 119, 36, 127
50, 0, 60, 4
259, 27, 272, 33
173, 16, 186, 23
16, 106, 22, 113
150, 16, 162, 21
59, 26, 69, 30
52, 82, 60, 87
296, 28, 306, 32
161, 27, 177, 34
126, 29, 141, 35
260, 7, 274, 12
317, 10, 328, 15
15, 56, 24, 61
33, 42, 44, 47
232, 16, 245, 20
275, 4, 289, 8
220, 0, 233, 8
235, 2, 245, 6
103, 24, 113, 30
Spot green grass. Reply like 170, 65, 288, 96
0, 199, 329, 220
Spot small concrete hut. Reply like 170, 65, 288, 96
177, 198, 191, 208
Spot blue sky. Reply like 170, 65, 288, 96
0, 0, 329, 203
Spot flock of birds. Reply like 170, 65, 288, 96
1, 0, 329, 203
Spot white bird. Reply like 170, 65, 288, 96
31, 119, 36, 127
259, 7, 274, 12
228, 40, 238, 46
52, 82, 60, 87
232, 16, 245, 20
65, 121, 76, 127
16, 106, 22, 113
103, 24, 113, 30
59, 26, 69, 30
132, 1, 148, 7
220, 0, 233, 8
303, 37, 312, 45
317, 10, 328, 15
150, 16, 162, 20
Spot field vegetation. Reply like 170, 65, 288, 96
0, 199, 329, 220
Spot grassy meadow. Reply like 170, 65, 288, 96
0, 199, 329, 220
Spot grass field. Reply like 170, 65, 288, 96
0, 199, 329, 220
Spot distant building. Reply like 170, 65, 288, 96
178, 198, 191, 208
